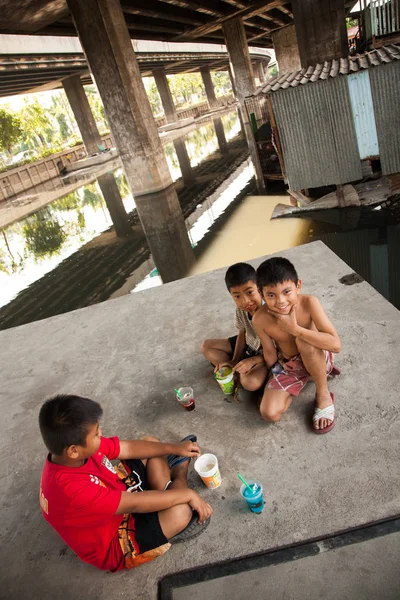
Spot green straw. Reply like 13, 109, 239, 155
174, 388, 184, 401
237, 472, 253, 493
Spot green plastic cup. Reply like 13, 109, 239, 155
214, 366, 235, 395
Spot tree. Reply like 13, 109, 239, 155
0, 109, 23, 154
85, 85, 109, 133
22, 209, 67, 260
18, 98, 54, 149
56, 113, 71, 140
211, 71, 232, 97
143, 77, 163, 116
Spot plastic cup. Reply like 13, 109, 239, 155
214, 366, 235, 395
176, 387, 195, 411
194, 453, 221, 489
240, 481, 264, 514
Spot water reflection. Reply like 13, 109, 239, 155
0, 109, 242, 310
0, 171, 135, 308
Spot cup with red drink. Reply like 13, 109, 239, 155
175, 386, 196, 411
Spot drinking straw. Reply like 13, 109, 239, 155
237, 472, 253, 493
174, 388, 184, 401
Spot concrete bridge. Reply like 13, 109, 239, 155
0, 35, 273, 97
0, 0, 359, 283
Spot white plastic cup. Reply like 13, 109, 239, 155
194, 453, 221, 489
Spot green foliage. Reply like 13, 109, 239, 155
210, 71, 232, 97
85, 85, 109, 133
268, 64, 278, 78
18, 97, 53, 149
346, 17, 358, 29
115, 172, 131, 199
22, 209, 67, 260
167, 73, 206, 109
0, 109, 23, 154
143, 77, 163, 116
56, 113, 71, 140
82, 184, 103, 208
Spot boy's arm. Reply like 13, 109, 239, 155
117, 439, 200, 461
116, 489, 213, 524
295, 297, 341, 353
253, 312, 277, 368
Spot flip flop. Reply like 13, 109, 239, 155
167, 434, 197, 469
313, 393, 336, 435
328, 365, 341, 378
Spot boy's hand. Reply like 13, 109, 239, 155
233, 357, 258, 374
173, 441, 201, 458
188, 490, 213, 524
270, 305, 300, 336
214, 360, 234, 373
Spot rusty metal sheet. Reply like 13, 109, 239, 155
369, 61, 400, 175
271, 77, 362, 190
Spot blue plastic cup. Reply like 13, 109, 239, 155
240, 480, 264, 514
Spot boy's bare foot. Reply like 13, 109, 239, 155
314, 391, 334, 430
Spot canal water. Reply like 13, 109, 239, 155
1, 107, 399, 329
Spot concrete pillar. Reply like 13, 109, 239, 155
271, 25, 301, 76
173, 139, 195, 186
200, 66, 218, 110
222, 17, 266, 194
254, 62, 266, 87
62, 75, 103, 155
153, 68, 178, 124
213, 117, 228, 154
97, 173, 133, 237
62, 74, 131, 238
292, 0, 348, 67
67, 0, 194, 282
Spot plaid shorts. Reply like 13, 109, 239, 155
267, 351, 334, 397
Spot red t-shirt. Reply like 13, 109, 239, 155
39, 436, 127, 571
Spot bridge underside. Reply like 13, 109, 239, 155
0, 0, 294, 48
0, 50, 270, 98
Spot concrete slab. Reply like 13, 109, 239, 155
171, 530, 400, 600
1, 242, 399, 600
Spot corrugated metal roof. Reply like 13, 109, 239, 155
257, 45, 400, 94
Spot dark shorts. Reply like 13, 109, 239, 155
116, 459, 170, 569
228, 335, 259, 358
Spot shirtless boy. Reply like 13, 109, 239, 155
253, 257, 341, 434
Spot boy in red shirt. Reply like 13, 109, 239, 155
39, 394, 213, 571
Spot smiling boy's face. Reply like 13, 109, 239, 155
262, 279, 302, 315
229, 280, 262, 314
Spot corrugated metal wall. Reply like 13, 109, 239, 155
348, 70, 380, 159
369, 61, 400, 175
271, 77, 362, 190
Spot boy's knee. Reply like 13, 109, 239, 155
201, 339, 210, 355
168, 503, 192, 537
141, 435, 161, 443
242, 377, 262, 392
260, 406, 282, 422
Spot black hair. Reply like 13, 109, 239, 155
257, 257, 298, 288
38, 394, 103, 455
225, 262, 257, 291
